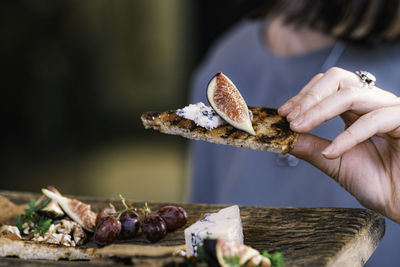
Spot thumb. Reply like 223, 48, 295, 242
291, 133, 341, 179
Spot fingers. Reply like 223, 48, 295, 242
388, 126, 400, 138
279, 67, 359, 121
279, 73, 323, 116
340, 111, 360, 129
290, 86, 400, 132
291, 133, 341, 179
280, 66, 400, 160
322, 105, 400, 159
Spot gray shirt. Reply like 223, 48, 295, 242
189, 19, 400, 266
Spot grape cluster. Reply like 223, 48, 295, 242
94, 198, 188, 246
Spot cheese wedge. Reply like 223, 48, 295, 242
184, 205, 243, 255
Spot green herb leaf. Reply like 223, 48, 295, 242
196, 243, 207, 263
223, 255, 241, 267
182, 244, 208, 267
23, 198, 34, 216
262, 251, 271, 258
16, 197, 53, 236
28, 198, 36, 210
15, 215, 23, 232
34, 198, 51, 211
22, 198, 36, 222
262, 251, 285, 267
34, 216, 52, 235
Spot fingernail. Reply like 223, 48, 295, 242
279, 102, 292, 114
291, 116, 304, 128
322, 144, 335, 156
287, 106, 300, 121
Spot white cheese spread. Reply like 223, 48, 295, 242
184, 205, 243, 255
177, 102, 226, 130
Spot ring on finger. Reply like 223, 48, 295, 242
355, 70, 376, 88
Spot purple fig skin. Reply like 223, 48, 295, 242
157, 206, 188, 231
141, 214, 167, 243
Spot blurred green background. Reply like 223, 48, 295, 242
0, 0, 256, 202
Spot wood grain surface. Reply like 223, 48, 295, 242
0, 190, 385, 266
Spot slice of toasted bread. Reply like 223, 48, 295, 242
141, 107, 298, 154
0, 236, 187, 262
0, 237, 95, 260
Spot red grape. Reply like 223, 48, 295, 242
119, 210, 141, 238
141, 214, 167, 242
157, 205, 188, 231
94, 216, 121, 247
96, 206, 117, 226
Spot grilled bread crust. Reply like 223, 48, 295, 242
0, 237, 95, 260
141, 107, 298, 154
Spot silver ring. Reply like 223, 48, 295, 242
355, 70, 376, 88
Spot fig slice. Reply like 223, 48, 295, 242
207, 72, 256, 135
202, 238, 261, 267
215, 239, 260, 267
42, 188, 97, 232
35, 186, 65, 220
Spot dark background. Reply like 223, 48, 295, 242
0, 0, 261, 201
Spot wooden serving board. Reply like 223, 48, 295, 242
0, 190, 385, 266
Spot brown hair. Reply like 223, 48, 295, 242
243, 0, 400, 44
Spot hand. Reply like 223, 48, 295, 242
278, 67, 400, 223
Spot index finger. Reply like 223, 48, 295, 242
282, 67, 360, 122
278, 73, 323, 116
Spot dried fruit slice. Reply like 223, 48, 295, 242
207, 72, 256, 135
215, 239, 260, 267
42, 189, 97, 232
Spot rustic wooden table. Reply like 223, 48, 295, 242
0, 190, 385, 266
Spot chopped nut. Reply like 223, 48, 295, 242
34, 232, 72, 246
72, 224, 86, 246
0, 225, 22, 240
246, 255, 262, 267
60, 233, 72, 247
56, 219, 75, 234
259, 256, 271, 267
47, 223, 57, 234
22, 218, 86, 247
246, 255, 271, 267
32, 234, 44, 242
22, 222, 31, 235
33, 232, 57, 244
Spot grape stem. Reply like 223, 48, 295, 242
116, 194, 136, 220
140, 202, 152, 217
106, 203, 117, 216
119, 194, 131, 210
